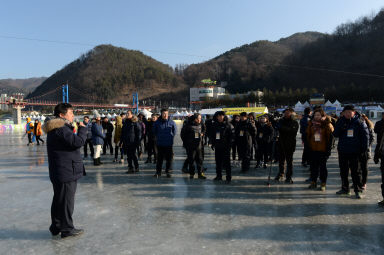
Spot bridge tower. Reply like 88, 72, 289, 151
9, 93, 25, 125
133, 92, 139, 114
62, 84, 69, 103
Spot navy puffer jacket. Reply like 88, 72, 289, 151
333, 112, 369, 154
43, 118, 87, 183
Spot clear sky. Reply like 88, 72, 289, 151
0, 0, 383, 79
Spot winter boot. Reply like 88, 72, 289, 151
308, 181, 317, 189
198, 172, 207, 180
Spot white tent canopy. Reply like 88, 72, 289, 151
303, 101, 310, 107
333, 100, 341, 107
324, 100, 333, 107
139, 109, 152, 118
172, 111, 182, 117
294, 101, 303, 108
199, 108, 223, 115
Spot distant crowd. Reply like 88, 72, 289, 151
36, 103, 384, 238
32, 104, 384, 207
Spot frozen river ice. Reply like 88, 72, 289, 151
0, 129, 383, 254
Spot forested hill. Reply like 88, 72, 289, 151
182, 32, 324, 92
183, 9, 384, 103
270, 9, 384, 102
28, 45, 187, 103
0, 77, 46, 94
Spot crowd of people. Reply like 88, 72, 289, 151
40, 103, 384, 238
65, 104, 384, 204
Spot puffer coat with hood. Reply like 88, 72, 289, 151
43, 118, 87, 183
114, 116, 123, 144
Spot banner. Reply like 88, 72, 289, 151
223, 107, 268, 116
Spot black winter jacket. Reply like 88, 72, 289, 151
277, 117, 299, 152
43, 118, 87, 183
181, 122, 204, 149
210, 120, 235, 150
333, 113, 369, 154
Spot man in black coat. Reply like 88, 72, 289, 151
374, 112, 384, 164
121, 112, 142, 173
102, 117, 114, 155
275, 108, 299, 183
333, 105, 369, 199
300, 107, 312, 167
145, 113, 159, 164
210, 111, 235, 183
83, 116, 94, 159
43, 103, 87, 239
181, 113, 206, 179
235, 112, 257, 172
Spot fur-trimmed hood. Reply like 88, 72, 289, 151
131, 115, 138, 123
42, 118, 66, 133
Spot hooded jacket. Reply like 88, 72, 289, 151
277, 116, 299, 152
256, 122, 274, 144
102, 120, 114, 138
84, 120, 93, 140
43, 118, 87, 183
235, 119, 257, 147
306, 118, 334, 153
114, 116, 123, 144
120, 116, 141, 146
210, 118, 235, 150
26, 117, 34, 134
153, 117, 177, 147
181, 118, 203, 149
333, 112, 369, 154
91, 122, 105, 145
33, 122, 43, 136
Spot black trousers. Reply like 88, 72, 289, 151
147, 140, 157, 160
237, 141, 251, 171
182, 157, 189, 171
257, 142, 270, 163
50, 180, 77, 234
84, 138, 94, 157
103, 136, 113, 154
302, 138, 311, 164
156, 146, 173, 174
380, 155, 384, 199
136, 139, 144, 157
215, 147, 231, 180
309, 151, 328, 183
36, 135, 44, 145
358, 151, 369, 185
114, 145, 124, 160
27, 133, 33, 144
338, 153, 362, 193
125, 145, 139, 169
231, 143, 238, 161
187, 147, 203, 175
278, 147, 294, 178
